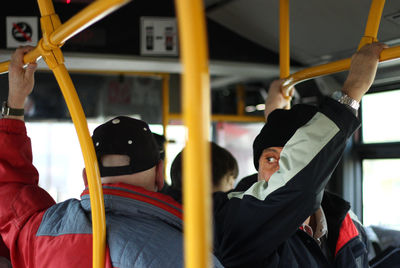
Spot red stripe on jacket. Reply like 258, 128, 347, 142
81, 183, 183, 220
335, 213, 359, 256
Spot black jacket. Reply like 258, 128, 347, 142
213, 98, 368, 267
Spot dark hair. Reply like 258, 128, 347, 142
152, 133, 166, 160
170, 142, 238, 190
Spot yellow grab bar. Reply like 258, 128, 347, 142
280, 0, 292, 108
0, 47, 42, 75
162, 74, 170, 178
0, 0, 131, 74
237, 84, 245, 116
175, 0, 212, 268
50, 0, 131, 45
37, 0, 56, 17
282, 45, 400, 96
281, 0, 389, 96
169, 113, 265, 123
52, 64, 106, 267
280, 0, 290, 79
358, 0, 385, 49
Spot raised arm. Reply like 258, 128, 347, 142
0, 47, 55, 257
342, 42, 388, 102
264, 79, 291, 121
4, 46, 37, 121
264, 42, 387, 121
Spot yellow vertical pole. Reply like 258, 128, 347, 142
358, 0, 385, 49
162, 74, 170, 179
36, 0, 106, 266
37, 0, 56, 17
237, 84, 245, 116
51, 64, 106, 268
280, 0, 292, 107
280, 0, 290, 79
174, 0, 212, 268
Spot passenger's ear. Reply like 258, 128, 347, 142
82, 168, 88, 187
155, 160, 164, 191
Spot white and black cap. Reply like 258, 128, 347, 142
92, 116, 160, 177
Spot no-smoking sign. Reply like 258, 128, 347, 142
6, 16, 38, 48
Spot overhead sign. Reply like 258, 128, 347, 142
140, 17, 178, 56
6, 16, 39, 48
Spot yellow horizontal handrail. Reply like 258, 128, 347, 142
282, 45, 400, 96
50, 0, 131, 45
61, 70, 167, 78
169, 113, 265, 122
0, 0, 131, 75
0, 47, 42, 75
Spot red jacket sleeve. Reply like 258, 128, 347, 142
0, 119, 55, 256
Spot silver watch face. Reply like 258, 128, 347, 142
331, 91, 343, 101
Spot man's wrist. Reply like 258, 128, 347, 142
7, 94, 26, 109
2, 101, 25, 119
341, 81, 368, 102
330, 91, 359, 116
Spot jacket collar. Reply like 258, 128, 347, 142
321, 190, 351, 257
80, 183, 183, 230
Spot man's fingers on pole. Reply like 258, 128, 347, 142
289, 87, 295, 97
25, 63, 38, 77
18, 45, 35, 54
12, 46, 35, 67
375, 41, 389, 49
11, 48, 26, 68
270, 79, 283, 91
375, 42, 388, 57
368, 42, 388, 57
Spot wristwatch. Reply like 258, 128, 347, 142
1, 101, 25, 117
331, 91, 359, 115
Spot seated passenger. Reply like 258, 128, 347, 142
213, 42, 387, 268
0, 237, 11, 268
367, 225, 400, 267
0, 46, 223, 268
152, 132, 167, 161
161, 141, 239, 203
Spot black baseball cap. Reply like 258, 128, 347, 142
92, 116, 160, 177
252, 104, 317, 170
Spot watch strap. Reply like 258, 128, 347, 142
330, 91, 359, 116
1, 101, 25, 117
338, 94, 360, 110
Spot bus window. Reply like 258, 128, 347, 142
362, 89, 400, 143
363, 159, 400, 230
151, 124, 187, 185
360, 89, 400, 231
26, 121, 100, 202
215, 122, 264, 185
